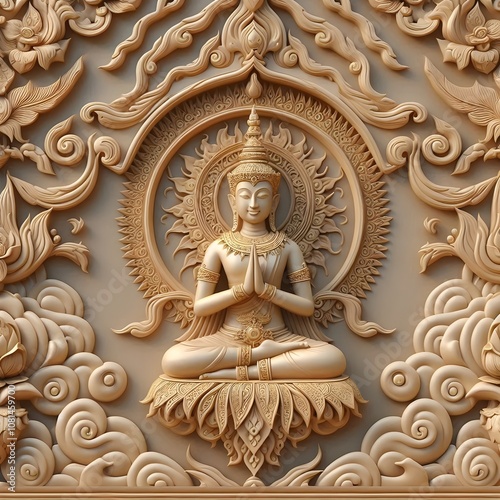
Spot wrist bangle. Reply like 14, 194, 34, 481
259, 283, 277, 301
232, 284, 249, 301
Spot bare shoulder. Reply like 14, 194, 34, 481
284, 236, 302, 254
202, 238, 224, 269
284, 236, 306, 267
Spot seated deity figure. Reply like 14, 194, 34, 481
162, 109, 346, 381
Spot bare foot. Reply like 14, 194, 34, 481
253, 339, 309, 361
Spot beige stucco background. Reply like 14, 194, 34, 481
1, 1, 500, 497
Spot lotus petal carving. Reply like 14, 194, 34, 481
0, 1, 76, 74
0, 319, 26, 379
438, 2, 500, 74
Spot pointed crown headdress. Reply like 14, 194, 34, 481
227, 107, 281, 195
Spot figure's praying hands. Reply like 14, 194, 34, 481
162, 107, 347, 381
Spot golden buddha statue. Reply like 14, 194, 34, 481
161, 108, 346, 381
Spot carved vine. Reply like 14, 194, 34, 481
81, 0, 425, 138
2, 0, 500, 493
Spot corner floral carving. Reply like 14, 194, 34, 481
438, 2, 500, 74
0, 1, 143, 74
0, 1, 75, 74
370, 0, 500, 74
3, 0, 500, 494
0, 58, 83, 171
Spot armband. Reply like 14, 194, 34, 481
197, 265, 220, 284
288, 263, 311, 283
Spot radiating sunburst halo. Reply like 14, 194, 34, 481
162, 121, 347, 280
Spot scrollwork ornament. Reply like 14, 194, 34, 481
126, 451, 193, 487
87, 361, 127, 403
453, 437, 500, 486
421, 117, 462, 166
429, 365, 478, 415
44, 117, 86, 166
362, 399, 453, 474
2, 437, 55, 487
316, 451, 381, 486
79, 451, 132, 487
0, 58, 83, 171
55, 399, 147, 466
30, 365, 80, 415
380, 360, 421, 402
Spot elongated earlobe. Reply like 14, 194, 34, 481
232, 210, 239, 231
269, 209, 277, 232
228, 194, 239, 231
269, 194, 280, 232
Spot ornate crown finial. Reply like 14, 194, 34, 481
227, 107, 281, 195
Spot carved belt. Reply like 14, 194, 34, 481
236, 311, 273, 347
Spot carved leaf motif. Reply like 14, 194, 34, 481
438, 40, 474, 70
425, 59, 500, 142
368, 0, 403, 14
419, 242, 458, 273
105, 0, 142, 14
68, 218, 85, 235
0, 58, 14, 96
466, 3, 486, 33
270, 447, 322, 486
419, 176, 500, 283
186, 447, 239, 487
23, 2, 43, 34
52, 243, 89, 273
19, 143, 54, 175
0, 58, 83, 142
34, 41, 70, 71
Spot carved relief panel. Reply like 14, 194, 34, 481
1, 1, 500, 498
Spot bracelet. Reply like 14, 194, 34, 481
197, 265, 220, 284
232, 284, 249, 301
259, 283, 277, 301
288, 263, 311, 283
257, 359, 272, 380
237, 345, 252, 366
236, 365, 249, 381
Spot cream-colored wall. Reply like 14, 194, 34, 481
1, 1, 500, 497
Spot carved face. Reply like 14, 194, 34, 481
233, 181, 275, 225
